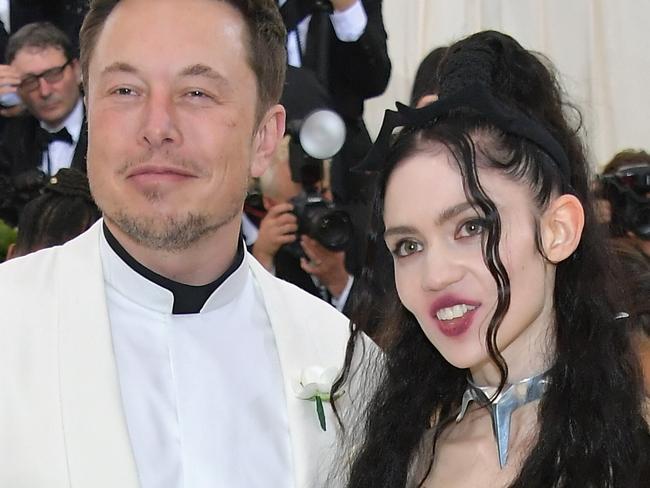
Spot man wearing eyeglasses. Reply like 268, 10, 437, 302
0, 21, 86, 226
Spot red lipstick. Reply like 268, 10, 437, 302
429, 295, 481, 338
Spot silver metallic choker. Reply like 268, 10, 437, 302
455, 371, 549, 468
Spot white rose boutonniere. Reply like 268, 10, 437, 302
293, 366, 342, 431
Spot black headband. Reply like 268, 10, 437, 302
355, 82, 571, 180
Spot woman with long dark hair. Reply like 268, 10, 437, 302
332, 30, 649, 487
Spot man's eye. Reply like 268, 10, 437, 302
112, 87, 135, 96
391, 239, 423, 258
187, 90, 208, 98
456, 219, 486, 239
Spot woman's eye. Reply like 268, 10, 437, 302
392, 239, 423, 258
456, 219, 485, 239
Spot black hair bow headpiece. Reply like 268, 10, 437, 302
356, 82, 570, 180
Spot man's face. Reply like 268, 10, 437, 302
86, 0, 283, 251
12, 46, 81, 127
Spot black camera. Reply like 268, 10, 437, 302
285, 109, 353, 252
599, 165, 650, 240
290, 189, 352, 251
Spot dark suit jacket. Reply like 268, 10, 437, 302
274, 245, 362, 318
0, 109, 87, 225
0, 110, 87, 177
280, 0, 391, 202
274, 246, 329, 300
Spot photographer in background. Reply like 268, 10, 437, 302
247, 66, 355, 313
0, 22, 86, 227
597, 149, 650, 257
252, 135, 353, 309
277, 0, 390, 205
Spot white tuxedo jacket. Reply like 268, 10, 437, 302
0, 223, 352, 487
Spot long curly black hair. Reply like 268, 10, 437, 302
331, 31, 649, 487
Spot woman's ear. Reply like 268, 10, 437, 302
540, 194, 585, 263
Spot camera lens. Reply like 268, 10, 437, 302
299, 204, 352, 250
311, 209, 352, 250
290, 191, 353, 251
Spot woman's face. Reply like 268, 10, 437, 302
383, 143, 556, 383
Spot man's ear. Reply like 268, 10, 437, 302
251, 104, 286, 178
540, 194, 585, 263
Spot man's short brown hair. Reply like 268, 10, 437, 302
6, 22, 75, 64
79, 0, 287, 121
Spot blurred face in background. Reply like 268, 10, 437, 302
12, 46, 81, 128
260, 135, 303, 207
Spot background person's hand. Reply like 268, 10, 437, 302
300, 235, 349, 297
252, 202, 298, 270
0, 64, 24, 118
0, 64, 21, 92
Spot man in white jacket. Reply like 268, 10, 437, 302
0, 1, 354, 487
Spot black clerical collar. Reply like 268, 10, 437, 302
103, 222, 245, 315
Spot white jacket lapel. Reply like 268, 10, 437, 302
248, 255, 349, 487
56, 223, 140, 488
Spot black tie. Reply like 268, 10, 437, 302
302, 0, 332, 88
279, 0, 318, 32
36, 126, 74, 149
36, 126, 74, 175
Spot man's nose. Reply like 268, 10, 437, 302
420, 245, 464, 292
37, 77, 53, 98
139, 92, 182, 149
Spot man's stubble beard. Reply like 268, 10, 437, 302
94, 150, 248, 252
101, 186, 246, 253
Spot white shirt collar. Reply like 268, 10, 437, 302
0, 0, 9, 32
40, 97, 84, 142
99, 222, 250, 314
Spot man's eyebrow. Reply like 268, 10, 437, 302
101, 61, 139, 76
99, 63, 229, 87
179, 64, 229, 84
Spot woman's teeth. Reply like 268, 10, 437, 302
436, 304, 476, 321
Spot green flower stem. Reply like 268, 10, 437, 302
315, 395, 326, 431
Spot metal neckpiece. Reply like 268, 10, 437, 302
455, 371, 549, 469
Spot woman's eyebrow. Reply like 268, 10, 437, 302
384, 202, 475, 239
